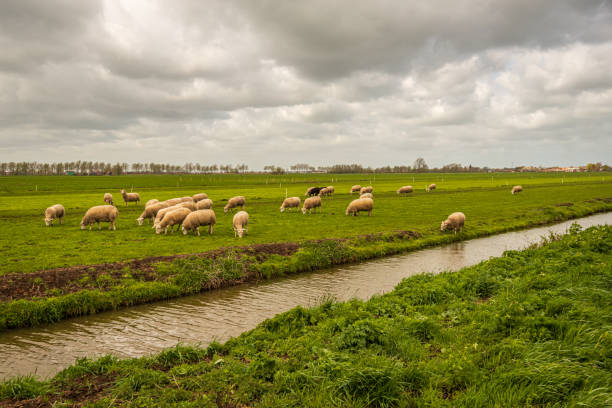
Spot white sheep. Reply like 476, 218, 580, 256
360, 192, 373, 199
155, 207, 192, 234
80, 205, 118, 230
103, 193, 114, 206
145, 199, 159, 207
360, 186, 373, 195
196, 199, 213, 210
440, 212, 465, 234
120, 189, 141, 206
326, 186, 335, 195
512, 185, 523, 195
224, 196, 245, 213
180, 196, 195, 202
233, 211, 249, 238
182, 209, 216, 236
350, 185, 362, 194
192, 193, 208, 202
137, 202, 171, 226
426, 183, 436, 192
318, 187, 331, 197
280, 197, 301, 212
44, 204, 65, 226
346, 198, 373, 216
397, 186, 413, 194
302, 196, 322, 214
164, 198, 183, 206
153, 202, 197, 227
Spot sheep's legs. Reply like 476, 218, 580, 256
98, 222, 101, 230
59, 217, 63, 225
196, 227, 200, 236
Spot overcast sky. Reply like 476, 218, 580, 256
1, 0, 611, 169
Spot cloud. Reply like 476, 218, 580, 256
0, 0, 611, 168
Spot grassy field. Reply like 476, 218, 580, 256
1, 224, 609, 407
0, 172, 611, 275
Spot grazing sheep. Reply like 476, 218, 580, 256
345, 198, 374, 216
182, 209, 216, 236
397, 186, 413, 195
103, 193, 114, 206
440, 212, 466, 234
192, 193, 208, 202
153, 202, 196, 227
302, 196, 322, 214
137, 202, 171, 226
280, 197, 301, 212
180, 196, 195, 202
80, 205, 118, 231
155, 207, 192, 234
233, 211, 249, 238
350, 185, 362, 194
360, 186, 373, 195
196, 199, 213, 210
318, 187, 331, 197
164, 198, 183, 206
326, 186, 335, 195
306, 187, 322, 197
426, 183, 436, 192
512, 185, 523, 195
145, 199, 159, 207
224, 196, 246, 213
44, 204, 65, 226
120, 189, 141, 206
360, 193, 373, 199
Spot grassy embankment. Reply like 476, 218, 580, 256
1, 224, 610, 407
0, 173, 611, 331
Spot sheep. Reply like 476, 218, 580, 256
302, 196, 322, 214
153, 202, 197, 227
196, 199, 213, 210
350, 185, 362, 194
360, 192, 373, 199
397, 186, 413, 195
280, 197, 301, 212
306, 187, 322, 197
192, 193, 208, 202
512, 185, 523, 195
155, 207, 192, 234
318, 187, 331, 197
44, 204, 65, 226
103, 193, 114, 206
440, 212, 465, 234
360, 186, 373, 195
182, 209, 216, 236
326, 186, 335, 195
345, 198, 373, 216
145, 199, 159, 207
120, 189, 141, 206
137, 202, 171, 226
224, 196, 246, 213
426, 183, 436, 192
233, 211, 249, 238
80, 205, 118, 231
180, 196, 195, 202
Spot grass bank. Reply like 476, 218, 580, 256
0, 198, 610, 332
1, 224, 610, 407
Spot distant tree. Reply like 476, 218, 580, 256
413, 157, 428, 172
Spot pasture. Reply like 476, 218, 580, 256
0, 172, 611, 275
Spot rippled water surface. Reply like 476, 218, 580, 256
1, 213, 610, 379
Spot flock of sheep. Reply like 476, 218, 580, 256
43, 183, 525, 237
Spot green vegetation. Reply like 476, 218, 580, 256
0, 173, 610, 330
1, 172, 610, 275
2, 225, 610, 407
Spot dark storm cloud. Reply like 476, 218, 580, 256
0, 0, 611, 167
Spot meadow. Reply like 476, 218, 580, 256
1, 224, 609, 407
0, 172, 610, 275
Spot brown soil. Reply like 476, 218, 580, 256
0, 242, 300, 302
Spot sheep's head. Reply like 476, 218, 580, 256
120, 189, 126, 194
45, 217, 52, 226
301, 207, 307, 215
137, 217, 144, 226
80, 221, 86, 230
223, 207, 229, 213
440, 220, 450, 231
155, 226, 163, 234
236, 227, 244, 238
280, 206, 285, 212
182, 226, 188, 235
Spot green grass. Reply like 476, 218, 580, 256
2, 225, 609, 407
0, 172, 611, 275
